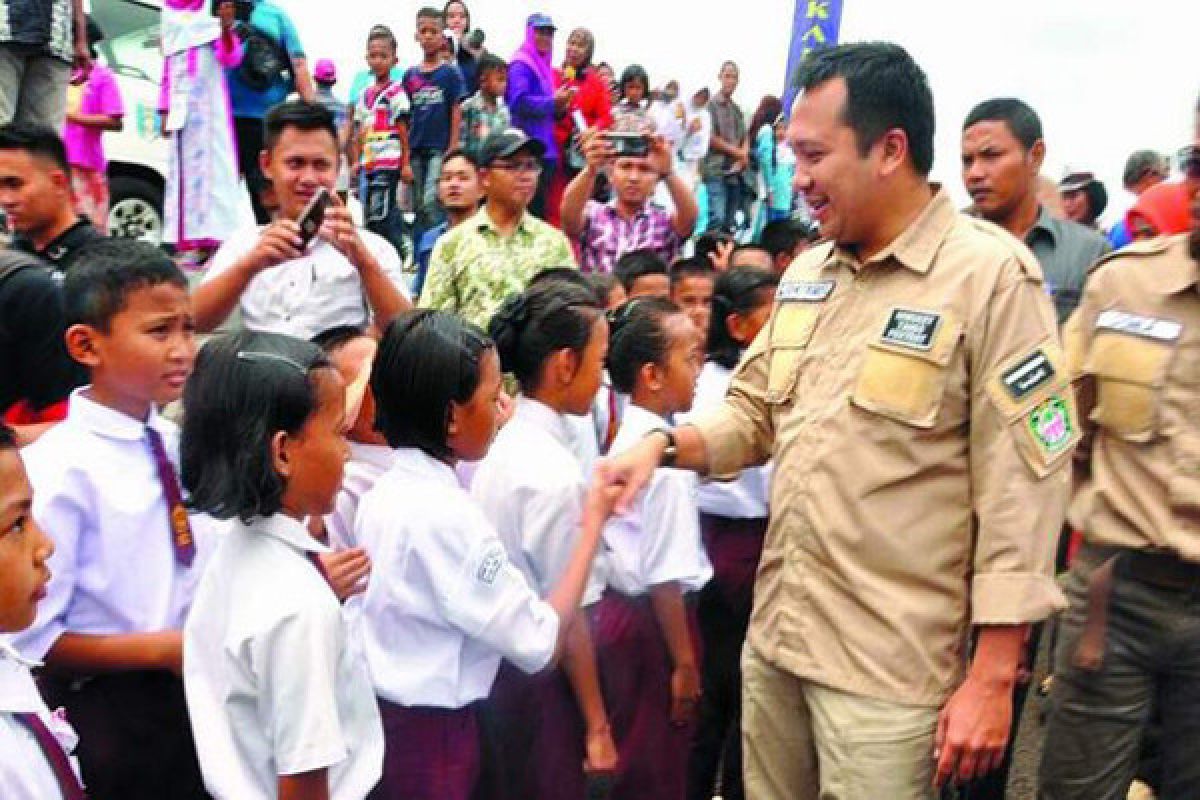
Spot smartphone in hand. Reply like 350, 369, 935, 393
296, 187, 332, 249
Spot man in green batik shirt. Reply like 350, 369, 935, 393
420, 128, 576, 330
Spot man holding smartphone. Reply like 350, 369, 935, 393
560, 127, 698, 273
194, 101, 410, 339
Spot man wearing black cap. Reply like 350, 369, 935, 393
419, 127, 576, 329
1059, 170, 1108, 229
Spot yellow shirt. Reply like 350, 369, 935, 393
692, 189, 1072, 705
1065, 234, 1200, 562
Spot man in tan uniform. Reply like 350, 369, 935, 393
1038, 105, 1200, 800
598, 42, 1073, 799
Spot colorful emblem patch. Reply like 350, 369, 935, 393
1028, 395, 1074, 455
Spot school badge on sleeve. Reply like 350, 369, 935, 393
1027, 395, 1074, 457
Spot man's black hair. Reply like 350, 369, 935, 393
489, 280, 602, 395
793, 42, 935, 176
416, 6, 444, 24
372, 310, 493, 461
182, 332, 332, 523
760, 218, 816, 259
0, 124, 70, 174
442, 147, 480, 171
477, 53, 507, 80
669, 256, 716, 288
606, 297, 680, 394
263, 101, 338, 153
707, 267, 779, 370
528, 267, 592, 292
614, 249, 668, 293
694, 231, 733, 263
963, 97, 1043, 152
311, 325, 368, 353
63, 239, 187, 332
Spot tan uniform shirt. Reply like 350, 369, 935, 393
1065, 234, 1200, 562
692, 189, 1072, 705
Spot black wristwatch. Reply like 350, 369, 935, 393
649, 428, 678, 468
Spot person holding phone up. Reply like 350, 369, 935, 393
193, 101, 411, 340
560, 127, 699, 274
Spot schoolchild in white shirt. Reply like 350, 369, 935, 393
180, 331, 383, 800
353, 310, 618, 800
0, 422, 86, 800
595, 297, 712, 799
471, 280, 618, 799
312, 326, 390, 552
14, 241, 207, 799
677, 266, 778, 800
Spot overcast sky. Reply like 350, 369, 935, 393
288, 0, 1199, 223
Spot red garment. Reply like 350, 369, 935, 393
553, 66, 613, 157
1125, 181, 1191, 237
3, 398, 69, 426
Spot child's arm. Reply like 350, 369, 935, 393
399, 119, 413, 184
446, 101, 462, 156
560, 615, 618, 774
649, 581, 700, 726
66, 109, 122, 131
278, 768, 330, 800
45, 631, 182, 674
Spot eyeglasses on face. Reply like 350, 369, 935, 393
489, 159, 543, 174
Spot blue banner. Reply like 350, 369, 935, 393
782, 0, 845, 113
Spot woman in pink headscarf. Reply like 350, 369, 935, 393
505, 12, 574, 220
159, 0, 243, 266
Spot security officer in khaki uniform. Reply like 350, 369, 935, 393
598, 43, 1074, 799
1039, 128, 1200, 800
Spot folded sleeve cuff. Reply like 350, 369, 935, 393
971, 572, 1067, 626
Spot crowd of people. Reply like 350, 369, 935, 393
0, 2, 1199, 800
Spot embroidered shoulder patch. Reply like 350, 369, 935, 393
476, 549, 504, 585
1001, 349, 1056, 401
880, 308, 941, 351
777, 280, 835, 302
1095, 310, 1182, 342
1027, 395, 1074, 455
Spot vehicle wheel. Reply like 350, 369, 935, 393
108, 174, 164, 244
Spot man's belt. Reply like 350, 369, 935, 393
1073, 547, 1200, 671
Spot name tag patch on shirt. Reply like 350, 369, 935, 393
1095, 310, 1183, 342
881, 308, 941, 351
1002, 349, 1056, 400
777, 280, 834, 303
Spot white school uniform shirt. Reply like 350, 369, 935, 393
0, 638, 83, 799
603, 405, 713, 595
183, 514, 383, 800
677, 361, 771, 519
324, 442, 395, 551
203, 225, 409, 340
14, 389, 217, 661
351, 447, 560, 709
471, 397, 605, 605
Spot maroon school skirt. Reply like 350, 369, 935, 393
474, 661, 588, 800
699, 513, 767, 615
370, 700, 479, 800
590, 591, 700, 800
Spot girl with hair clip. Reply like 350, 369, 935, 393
352, 310, 619, 800
470, 280, 618, 799
595, 297, 712, 800
180, 331, 384, 800
678, 266, 778, 800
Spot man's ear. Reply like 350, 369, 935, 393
1029, 139, 1047, 175
551, 347, 580, 386
258, 148, 272, 178
64, 323, 102, 370
50, 168, 72, 195
876, 128, 911, 179
640, 360, 663, 394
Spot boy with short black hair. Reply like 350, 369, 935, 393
614, 248, 669, 298
459, 53, 509, 157
670, 256, 717, 342
14, 239, 209, 800
0, 420, 88, 799
404, 7, 466, 243
353, 25, 413, 260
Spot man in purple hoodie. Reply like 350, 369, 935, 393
505, 12, 573, 219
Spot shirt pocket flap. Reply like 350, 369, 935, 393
850, 310, 962, 429
1083, 330, 1177, 442
764, 302, 822, 404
